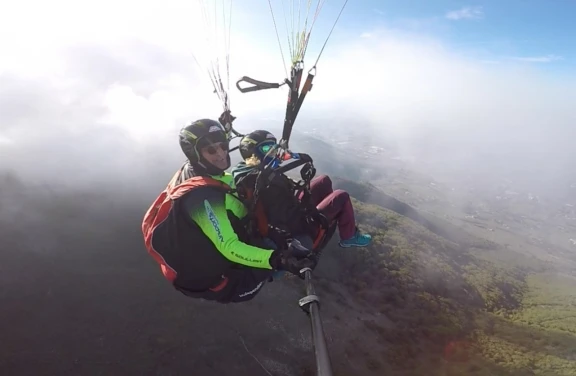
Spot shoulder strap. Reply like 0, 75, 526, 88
166, 162, 232, 200
167, 176, 231, 200
233, 169, 271, 238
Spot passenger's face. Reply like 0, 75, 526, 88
200, 142, 229, 170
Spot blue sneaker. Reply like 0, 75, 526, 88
339, 228, 372, 248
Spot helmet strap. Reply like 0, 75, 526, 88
194, 154, 231, 176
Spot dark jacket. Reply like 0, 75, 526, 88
142, 162, 276, 302
231, 161, 311, 238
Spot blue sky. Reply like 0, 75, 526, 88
323, 0, 576, 73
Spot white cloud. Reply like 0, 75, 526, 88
445, 6, 484, 20
300, 28, 576, 196
1, 0, 575, 199
0, 0, 284, 140
509, 54, 563, 63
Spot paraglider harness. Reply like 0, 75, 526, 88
235, 147, 337, 257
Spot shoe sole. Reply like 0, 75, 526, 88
338, 242, 370, 248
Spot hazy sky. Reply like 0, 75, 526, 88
1, 0, 574, 195
355, 1, 575, 70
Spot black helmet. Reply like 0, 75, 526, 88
239, 130, 277, 160
179, 118, 230, 174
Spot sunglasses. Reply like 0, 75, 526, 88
258, 142, 276, 155
203, 142, 229, 155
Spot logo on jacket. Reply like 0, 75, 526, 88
204, 200, 224, 242
238, 281, 264, 298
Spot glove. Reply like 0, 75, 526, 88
280, 255, 317, 279
301, 205, 329, 231
311, 210, 329, 230
277, 240, 317, 279
218, 110, 236, 132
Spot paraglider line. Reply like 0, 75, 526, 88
268, 0, 289, 78
313, 0, 348, 68
238, 332, 274, 376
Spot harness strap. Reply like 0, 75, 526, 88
209, 276, 229, 292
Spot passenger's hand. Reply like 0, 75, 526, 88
300, 162, 316, 182
304, 208, 329, 230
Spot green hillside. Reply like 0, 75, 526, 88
2, 166, 576, 375
305, 179, 576, 375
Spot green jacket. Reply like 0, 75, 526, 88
178, 168, 275, 270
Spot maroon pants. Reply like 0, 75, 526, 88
306, 175, 356, 240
